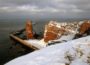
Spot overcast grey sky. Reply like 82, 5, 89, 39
0, 0, 90, 20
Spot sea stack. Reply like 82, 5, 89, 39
26, 20, 34, 39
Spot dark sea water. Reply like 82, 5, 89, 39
0, 19, 47, 65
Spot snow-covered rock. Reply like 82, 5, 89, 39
23, 20, 90, 49
24, 39, 47, 49
5, 36, 90, 65
48, 33, 75, 44
44, 21, 82, 42
24, 33, 75, 49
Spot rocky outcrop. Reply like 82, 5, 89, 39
44, 24, 65, 42
25, 20, 90, 42
44, 21, 63, 42
79, 20, 90, 35
26, 20, 34, 39
44, 21, 79, 42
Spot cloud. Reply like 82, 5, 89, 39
0, 0, 90, 19
0, 5, 66, 13
0, 4, 83, 13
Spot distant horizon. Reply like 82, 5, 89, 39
0, 17, 90, 23
0, 0, 90, 21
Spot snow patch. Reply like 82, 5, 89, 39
24, 39, 47, 49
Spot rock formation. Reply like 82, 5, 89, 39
79, 20, 90, 35
44, 21, 80, 42
26, 20, 34, 39
25, 20, 90, 42
43, 21, 63, 42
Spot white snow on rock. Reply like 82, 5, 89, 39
24, 39, 47, 49
49, 33, 75, 43
5, 36, 90, 65
24, 33, 75, 49
47, 21, 82, 34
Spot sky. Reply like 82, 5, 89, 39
0, 0, 90, 20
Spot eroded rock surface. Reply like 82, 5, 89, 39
79, 20, 90, 35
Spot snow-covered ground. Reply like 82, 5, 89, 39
5, 36, 90, 65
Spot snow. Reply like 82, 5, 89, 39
24, 33, 75, 48
24, 39, 47, 49
49, 33, 75, 43
5, 36, 90, 65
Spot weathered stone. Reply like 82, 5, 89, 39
44, 21, 65, 42
79, 20, 90, 34
43, 21, 81, 42
26, 20, 34, 39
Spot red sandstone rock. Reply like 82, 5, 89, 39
79, 20, 90, 34
26, 20, 34, 39
43, 21, 80, 42
44, 21, 65, 42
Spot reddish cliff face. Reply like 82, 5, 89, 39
43, 21, 81, 42
79, 21, 90, 34
26, 20, 34, 39
44, 21, 65, 42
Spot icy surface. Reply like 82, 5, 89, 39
5, 36, 90, 65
